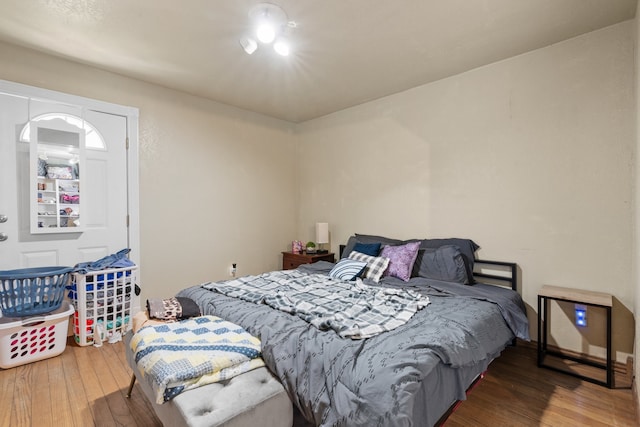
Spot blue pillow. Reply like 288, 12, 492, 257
352, 242, 381, 257
329, 259, 368, 281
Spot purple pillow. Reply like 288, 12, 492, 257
380, 241, 421, 282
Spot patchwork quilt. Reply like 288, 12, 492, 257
130, 316, 265, 403
202, 269, 430, 339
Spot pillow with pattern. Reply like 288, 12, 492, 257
380, 241, 421, 282
328, 258, 368, 281
347, 251, 390, 283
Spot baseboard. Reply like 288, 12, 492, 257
519, 340, 633, 387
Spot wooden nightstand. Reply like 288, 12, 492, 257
537, 285, 613, 388
282, 251, 335, 270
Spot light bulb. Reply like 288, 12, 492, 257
256, 23, 276, 43
273, 39, 290, 56
240, 37, 258, 54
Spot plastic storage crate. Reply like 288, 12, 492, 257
0, 266, 72, 317
69, 266, 137, 346
0, 302, 74, 369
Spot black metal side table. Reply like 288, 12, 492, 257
537, 285, 613, 388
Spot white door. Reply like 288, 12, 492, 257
0, 92, 130, 270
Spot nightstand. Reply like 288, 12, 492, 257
537, 285, 613, 388
282, 251, 335, 270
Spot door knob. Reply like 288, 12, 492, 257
0, 215, 7, 223
0, 233, 7, 242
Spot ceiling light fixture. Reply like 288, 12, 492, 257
240, 2, 295, 57
273, 37, 290, 56
256, 23, 276, 44
239, 36, 258, 55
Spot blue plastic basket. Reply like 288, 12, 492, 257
0, 267, 72, 317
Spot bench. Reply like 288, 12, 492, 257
124, 331, 293, 427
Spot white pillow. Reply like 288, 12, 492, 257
328, 259, 368, 281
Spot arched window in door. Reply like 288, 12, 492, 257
20, 112, 106, 150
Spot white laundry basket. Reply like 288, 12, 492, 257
0, 302, 74, 369
69, 266, 137, 346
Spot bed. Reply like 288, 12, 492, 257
173, 234, 529, 427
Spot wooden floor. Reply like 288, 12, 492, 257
0, 338, 637, 426
446, 344, 638, 427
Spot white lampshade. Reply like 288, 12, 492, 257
315, 223, 329, 244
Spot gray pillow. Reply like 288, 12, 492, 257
412, 245, 469, 284
354, 233, 404, 246
418, 238, 479, 284
341, 234, 403, 258
341, 236, 359, 259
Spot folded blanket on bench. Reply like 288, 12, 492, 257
130, 316, 265, 404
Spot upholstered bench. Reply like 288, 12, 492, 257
124, 332, 293, 427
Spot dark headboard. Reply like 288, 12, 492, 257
472, 259, 518, 292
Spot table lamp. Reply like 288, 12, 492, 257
315, 222, 329, 254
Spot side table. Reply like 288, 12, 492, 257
537, 285, 613, 388
282, 251, 335, 270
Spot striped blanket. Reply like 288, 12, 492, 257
130, 316, 265, 403
202, 270, 430, 339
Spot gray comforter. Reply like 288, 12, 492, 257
177, 262, 529, 427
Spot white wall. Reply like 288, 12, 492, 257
0, 40, 299, 300
634, 0, 640, 407
297, 21, 636, 362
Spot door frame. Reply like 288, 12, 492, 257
0, 79, 141, 277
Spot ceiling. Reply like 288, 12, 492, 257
0, 0, 636, 123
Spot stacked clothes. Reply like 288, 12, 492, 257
146, 296, 201, 321
73, 248, 135, 274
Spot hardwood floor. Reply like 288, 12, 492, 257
0, 336, 161, 427
446, 343, 638, 427
0, 337, 637, 426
